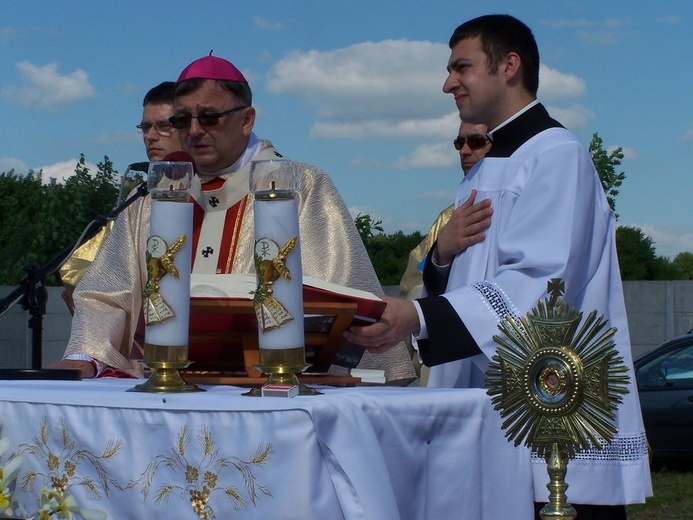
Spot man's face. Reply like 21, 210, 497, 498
456, 121, 491, 174
173, 80, 254, 174
443, 36, 506, 129
140, 103, 180, 161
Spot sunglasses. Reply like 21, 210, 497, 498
168, 105, 249, 130
136, 121, 174, 137
453, 135, 489, 151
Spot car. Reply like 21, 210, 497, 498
634, 331, 693, 462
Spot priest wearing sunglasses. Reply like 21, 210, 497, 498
399, 121, 492, 303
57, 53, 415, 384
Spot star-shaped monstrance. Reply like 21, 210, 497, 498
485, 282, 631, 519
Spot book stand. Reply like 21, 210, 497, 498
182, 299, 361, 387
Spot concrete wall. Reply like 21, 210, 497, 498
1, 281, 692, 368
623, 280, 693, 358
0, 286, 72, 368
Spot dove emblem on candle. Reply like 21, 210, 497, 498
143, 234, 187, 325
253, 236, 297, 332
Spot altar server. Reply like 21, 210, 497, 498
346, 14, 651, 517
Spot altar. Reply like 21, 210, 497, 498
0, 380, 535, 519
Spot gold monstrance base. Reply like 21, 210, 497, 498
540, 442, 577, 520
128, 343, 204, 393
244, 346, 322, 396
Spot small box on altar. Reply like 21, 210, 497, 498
261, 383, 299, 398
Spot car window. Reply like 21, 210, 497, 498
636, 344, 693, 389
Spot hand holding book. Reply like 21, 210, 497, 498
343, 295, 420, 353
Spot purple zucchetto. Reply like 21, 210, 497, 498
177, 51, 248, 83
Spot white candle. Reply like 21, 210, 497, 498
144, 200, 192, 347
253, 195, 304, 350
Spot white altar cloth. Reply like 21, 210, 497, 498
0, 380, 535, 519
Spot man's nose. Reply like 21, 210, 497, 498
188, 118, 205, 135
442, 74, 457, 93
143, 126, 159, 140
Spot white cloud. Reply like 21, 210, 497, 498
36, 158, 98, 185
633, 223, 693, 259
541, 17, 632, 46
0, 157, 28, 173
267, 40, 590, 141
539, 65, 586, 101
267, 39, 450, 124
660, 15, 681, 25
545, 104, 594, 131
2, 61, 96, 111
1, 26, 19, 44
394, 142, 457, 169
349, 154, 383, 170
540, 18, 592, 29
419, 188, 455, 202
97, 130, 140, 145
311, 111, 458, 140
577, 28, 629, 46
253, 16, 284, 30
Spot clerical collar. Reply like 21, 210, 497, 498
484, 102, 563, 158
487, 100, 540, 141
196, 132, 263, 181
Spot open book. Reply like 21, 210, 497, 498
190, 273, 386, 323
187, 273, 385, 373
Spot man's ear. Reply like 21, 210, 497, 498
503, 52, 523, 84
242, 106, 256, 137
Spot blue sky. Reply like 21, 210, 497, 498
1, 1, 691, 258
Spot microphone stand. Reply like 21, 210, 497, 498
0, 182, 149, 380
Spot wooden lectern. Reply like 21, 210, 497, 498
183, 299, 361, 386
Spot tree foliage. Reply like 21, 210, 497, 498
589, 133, 625, 218
354, 213, 384, 243
362, 230, 424, 286
0, 156, 119, 286
615, 226, 659, 280
672, 252, 693, 280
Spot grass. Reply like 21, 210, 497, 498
625, 462, 693, 520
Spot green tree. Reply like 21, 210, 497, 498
672, 252, 693, 280
650, 256, 683, 280
589, 133, 625, 218
362, 230, 423, 286
0, 169, 46, 284
354, 213, 384, 244
0, 156, 119, 286
56, 155, 119, 247
353, 213, 424, 285
615, 226, 657, 280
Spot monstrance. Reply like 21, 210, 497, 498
485, 279, 630, 519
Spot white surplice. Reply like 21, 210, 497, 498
415, 104, 652, 505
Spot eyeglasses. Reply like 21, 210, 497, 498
453, 135, 489, 151
136, 121, 175, 137
168, 106, 249, 130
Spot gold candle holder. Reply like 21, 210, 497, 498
245, 347, 321, 397
129, 344, 202, 393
